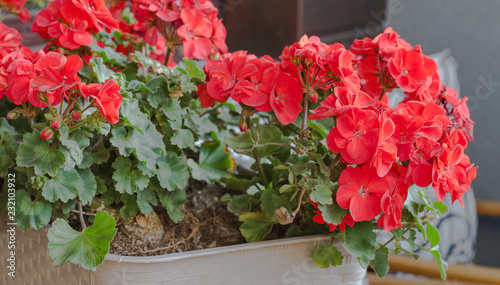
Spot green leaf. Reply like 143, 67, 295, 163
100, 186, 121, 206
120, 98, 150, 131
89, 41, 128, 66
90, 57, 115, 83
157, 189, 186, 223
77, 169, 97, 205
119, 194, 139, 220
221, 193, 252, 215
137, 188, 158, 215
220, 177, 257, 193
42, 169, 81, 203
260, 188, 294, 223
309, 121, 329, 139
110, 123, 165, 171
252, 125, 290, 157
80, 137, 110, 168
224, 130, 256, 153
17, 132, 66, 177
176, 58, 205, 82
431, 249, 448, 279
370, 249, 390, 278
306, 179, 335, 205
171, 129, 195, 150
426, 223, 440, 248
187, 141, 234, 183
156, 152, 189, 191
15, 190, 52, 230
145, 76, 169, 109
432, 201, 448, 214
239, 212, 273, 242
59, 146, 76, 171
58, 126, 90, 166
343, 221, 377, 268
47, 211, 117, 271
127, 80, 151, 93
317, 202, 347, 225
310, 244, 344, 268
0, 117, 17, 136
0, 140, 16, 177
112, 157, 149, 194
408, 229, 418, 250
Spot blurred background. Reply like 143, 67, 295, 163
7, 0, 500, 269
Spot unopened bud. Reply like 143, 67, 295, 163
44, 113, 53, 120
51, 119, 61, 130
40, 127, 54, 141
71, 111, 81, 120
239, 118, 248, 132
6, 111, 19, 120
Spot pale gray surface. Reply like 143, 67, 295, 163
384, 0, 500, 267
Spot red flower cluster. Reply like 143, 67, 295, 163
198, 51, 303, 124
200, 28, 477, 233
32, 0, 119, 49
0, 33, 122, 128
317, 28, 477, 231
131, 0, 227, 61
0, 0, 30, 22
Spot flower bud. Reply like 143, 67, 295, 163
44, 113, 53, 120
239, 118, 248, 132
71, 111, 81, 121
6, 111, 19, 120
40, 127, 54, 141
31, 176, 48, 190
51, 119, 61, 130
309, 91, 318, 103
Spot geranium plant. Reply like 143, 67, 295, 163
0, 0, 477, 280
1, 0, 231, 271
199, 29, 476, 278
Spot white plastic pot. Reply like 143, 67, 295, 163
0, 227, 366, 285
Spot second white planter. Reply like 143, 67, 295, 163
0, 227, 366, 285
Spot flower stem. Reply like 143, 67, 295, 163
259, 142, 299, 153
329, 154, 341, 171
78, 201, 87, 231
246, 116, 269, 187
375, 221, 415, 254
292, 187, 308, 215
301, 92, 310, 139
165, 47, 172, 67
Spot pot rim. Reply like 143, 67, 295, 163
105, 234, 332, 264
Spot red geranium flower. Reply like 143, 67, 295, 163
337, 165, 391, 221
269, 72, 303, 125
432, 144, 468, 203
309, 86, 374, 120
80, 79, 122, 124
388, 47, 428, 93
377, 165, 410, 231
326, 108, 379, 165
31, 53, 83, 104
177, 8, 214, 59
371, 117, 398, 177
405, 137, 440, 187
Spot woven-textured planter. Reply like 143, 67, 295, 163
0, 227, 366, 285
